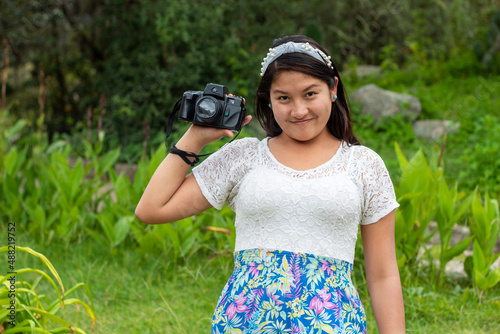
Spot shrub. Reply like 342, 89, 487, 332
0, 246, 96, 333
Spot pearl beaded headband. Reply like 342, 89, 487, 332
260, 42, 334, 76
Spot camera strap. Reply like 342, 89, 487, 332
165, 98, 242, 166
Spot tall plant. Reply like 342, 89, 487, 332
393, 142, 441, 269
466, 193, 500, 290
433, 177, 475, 285
0, 246, 96, 333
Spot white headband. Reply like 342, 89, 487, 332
260, 42, 334, 76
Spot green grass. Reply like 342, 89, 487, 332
11, 232, 500, 334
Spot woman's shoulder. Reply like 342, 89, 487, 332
219, 136, 261, 155
227, 136, 261, 148
344, 144, 389, 174
347, 144, 384, 161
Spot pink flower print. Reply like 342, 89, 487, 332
309, 288, 335, 314
320, 260, 334, 276
248, 262, 259, 278
225, 292, 248, 320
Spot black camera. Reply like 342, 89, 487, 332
178, 83, 246, 132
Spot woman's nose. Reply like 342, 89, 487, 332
291, 101, 308, 119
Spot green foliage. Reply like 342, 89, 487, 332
466, 194, 500, 290
358, 67, 500, 196
0, 246, 95, 333
434, 178, 475, 285
392, 141, 500, 290
0, 112, 120, 245
3, 0, 499, 163
393, 142, 441, 269
455, 114, 500, 194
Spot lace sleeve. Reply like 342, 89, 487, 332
192, 137, 259, 210
352, 147, 399, 225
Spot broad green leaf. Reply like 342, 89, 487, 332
69, 160, 85, 201
397, 254, 407, 270
160, 224, 180, 250
441, 236, 474, 264
472, 242, 487, 273
148, 145, 167, 177
4, 147, 19, 175
4, 119, 27, 141
475, 268, 500, 290
438, 177, 453, 220
97, 147, 121, 177
394, 142, 409, 171
451, 191, 476, 224
471, 196, 488, 244
486, 218, 500, 253
97, 213, 115, 243
180, 231, 200, 257
46, 139, 69, 154
113, 216, 133, 246
485, 267, 500, 289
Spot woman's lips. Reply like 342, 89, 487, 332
291, 119, 312, 125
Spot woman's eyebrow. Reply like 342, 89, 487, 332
271, 84, 321, 95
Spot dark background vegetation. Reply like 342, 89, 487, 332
2, 0, 499, 161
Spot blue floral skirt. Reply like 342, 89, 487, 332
212, 248, 367, 334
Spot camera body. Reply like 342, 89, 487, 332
178, 83, 246, 132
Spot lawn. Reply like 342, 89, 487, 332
13, 231, 500, 333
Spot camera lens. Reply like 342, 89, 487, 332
196, 97, 219, 122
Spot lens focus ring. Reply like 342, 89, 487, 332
196, 96, 219, 122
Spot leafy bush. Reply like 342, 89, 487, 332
455, 114, 500, 195
393, 142, 441, 269
0, 113, 121, 245
4, 0, 498, 157
0, 246, 96, 333
466, 193, 500, 290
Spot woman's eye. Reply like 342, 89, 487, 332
306, 91, 317, 97
277, 96, 288, 101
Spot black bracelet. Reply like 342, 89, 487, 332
168, 142, 200, 166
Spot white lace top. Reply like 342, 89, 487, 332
192, 137, 399, 264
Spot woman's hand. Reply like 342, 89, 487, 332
184, 114, 252, 148
182, 92, 251, 148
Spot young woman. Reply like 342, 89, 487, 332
135, 35, 405, 333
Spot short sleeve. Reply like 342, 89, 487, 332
353, 147, 399, 225
192, 137, 259, 210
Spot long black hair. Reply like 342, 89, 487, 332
255, 35, 360, 145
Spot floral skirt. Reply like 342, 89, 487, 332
212, 248, 367, 334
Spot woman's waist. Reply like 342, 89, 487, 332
232, 248, 353, 284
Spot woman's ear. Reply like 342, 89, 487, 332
330, 77, 339, 102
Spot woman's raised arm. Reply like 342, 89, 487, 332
135, 118, 250, 224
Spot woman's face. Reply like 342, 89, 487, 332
269, 70, 337, 143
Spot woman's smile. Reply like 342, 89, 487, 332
291, 118, 312, 125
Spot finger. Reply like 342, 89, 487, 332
242, 115, 252, 127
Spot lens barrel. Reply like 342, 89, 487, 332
196, 96, 219, 122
